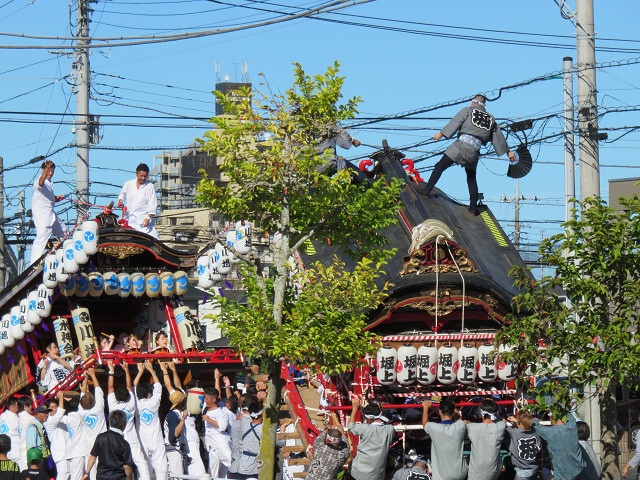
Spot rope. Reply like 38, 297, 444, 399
444, 240, 467, 334
434, 235, 443, 341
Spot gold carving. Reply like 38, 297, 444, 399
99, 245, 144, 259
401, 244, 477, 275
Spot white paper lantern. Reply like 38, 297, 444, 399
396, 345, 417, 385
27, 291, 40, 325
43, 254, 58, 288
226, 230, 241, 263
82, 220, 99, 255
196, 256, 213, 289
160, 272, 175, 297
36, 284, 53, 318
417, 345, 438, 385
214, 244, 232, 275
118, 273, 132, 298
1, 314, 15, 348
103, 271, 120, 296
19, 298, 33, 333
376, 346, 397, 386
234, 221, 252, 254
9, 306, 24, 340
55, 250, 69, 283
62, 239, 79, 274
131, 272, 145, 298
174, 271, 188, 296
174, 306, 204, 351
75, 273, 90, 298
88, 272, 104, 297
72, 230, 88, 265
437, 345, 458, 385
457, 345, 478, 385
61, 277, 76, 297
498, 344, 518, 381
477, 344, 498, 382
145, 273, 161, 298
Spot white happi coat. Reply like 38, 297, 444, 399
118, 179, 158, 238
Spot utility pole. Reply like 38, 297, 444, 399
17, 191, 25, 273
576, 0, 601, 201
0, 156, 4, 288
75, 0, 91, 220
500, 180, 537, 250
563, 56, 576, 222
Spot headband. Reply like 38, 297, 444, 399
249, 409, 264, 419
363, 413, 389, 423
325, 434, 341, 445
480, 409, 498, 420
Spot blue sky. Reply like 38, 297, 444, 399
2, 0, 640, 261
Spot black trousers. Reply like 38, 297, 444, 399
424, 154, 478, 208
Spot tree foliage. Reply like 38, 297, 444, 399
496, 196, 640, 478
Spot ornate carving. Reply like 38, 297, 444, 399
411, 298, 471, 316
95, 211, 120, 229
99, 244, 144, 259
401, 240, 477, 275
481, 294, 499, 308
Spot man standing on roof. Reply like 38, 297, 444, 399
30, 160, 68, 265
116, 163, 158, 239
416, 95, 516, 216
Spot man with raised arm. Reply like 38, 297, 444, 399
78, 367, 107, 480
133, 362, 167, 480
106, 362, 149, 480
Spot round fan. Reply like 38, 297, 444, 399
507, 144, 533, 179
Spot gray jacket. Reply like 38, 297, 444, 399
441, 105, 509, 169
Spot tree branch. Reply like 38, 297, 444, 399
291, 205, 342, 252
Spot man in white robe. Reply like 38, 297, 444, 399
30, 160, 67, 265
117, 163, 158, 239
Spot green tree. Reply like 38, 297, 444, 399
496, 196, 640, 480
196, 62, 402, 479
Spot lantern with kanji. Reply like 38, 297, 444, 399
53, 317, 74, 359
71, 307, 96, 360
174, 271, 188, 296
437, 344, 458, 385
131, 272, 145, 298
396, 345, 417, 385
55, 250, 68, 283
103, 271, 120, 296
477, 344, 498, 382
174, 306, 204, 352
43, 254, 58, 288
457, 345, 478, 385
497, 344, 518, 381
118, 273, 132, 298
159, 272, 175, 297
36, 284, 53, 318
417, 345, 438, 385
376, 346, 397, 386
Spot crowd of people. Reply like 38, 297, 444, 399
0, 362, 269, 480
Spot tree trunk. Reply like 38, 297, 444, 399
598, 377, 619, 480
258, 359, 284, 480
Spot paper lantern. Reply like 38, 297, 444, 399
437, 345, 458, 385
82, 220, 99, 255
19, 298, 33, 333
118, 273, 132, 298
135, 305, 151, 330
187, 387, 205, 415
226, 230, 241, 263
9, 306, 24, 341
103, 271, 120, 296
196, 256, 213, 289
62, 239, 79, 274
131, 272, 145, 298
457, 345, 478, 385
0, 315, 15, 348
88, 272, 104, 297
498, 344, 518, 381
55, 250, 69, 283
174, 271, 188, 296
75, 274, 89, 298
60, 277, 76, 298
396, 345, 417, 385
36, 284, 53, 318
71, 307, 96, 360
145, 273, 161, 298
477, 344, 498, 382
160, 272, 175, 297
148, 300, 167, 331
234, 221, 252, 254
214, 244, 232, 275
53, 317, 74, 359
42, 254, 58, 288
209, 259, 223, 281
174, 306, 204, 351
72, 230, 88, 265
376, 346, 397, 386
27, 291, 40, 325
417, 345, 438, 385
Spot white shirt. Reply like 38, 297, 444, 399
224, 407, 235, 435
108, 391, 140, 445
0, 410, 21, 459
18, 411, 35, 464
204, 407, 231, 450
44, 407, 67, 463
78, 387, 107, 451
38, 357, 74, 393
63, 411, 86, 459
32, 178, 56, 228
118, 179, 157, 223
136, 383, 163, 440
